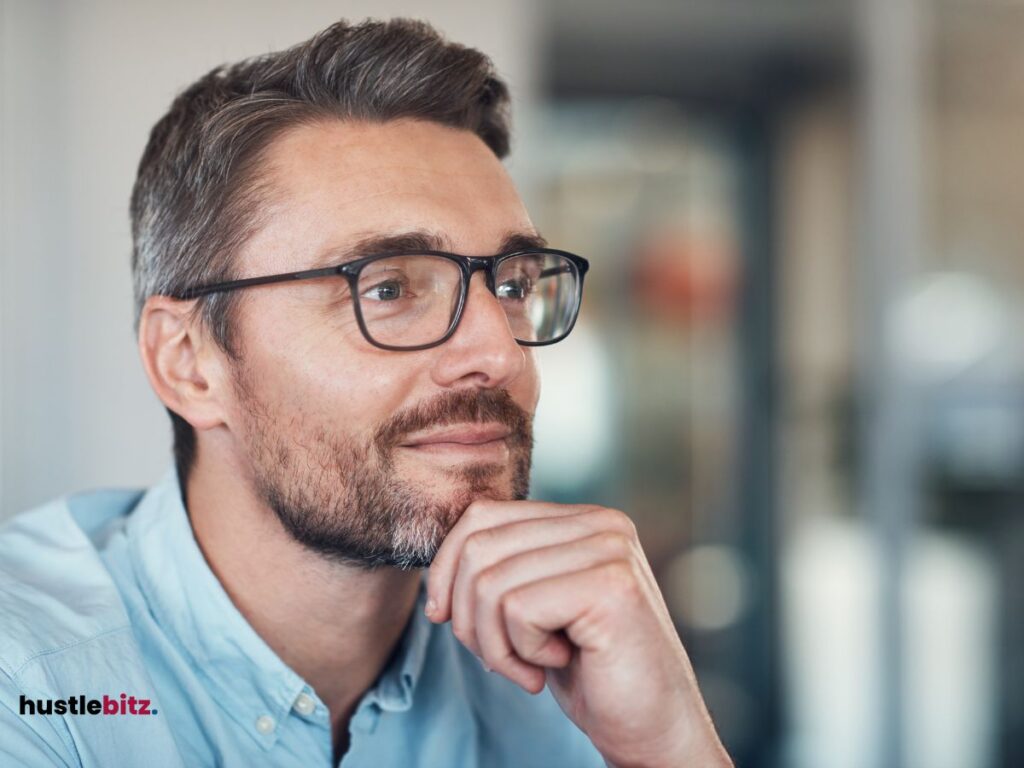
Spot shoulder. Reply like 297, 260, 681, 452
0, 666, 77, 767
0, 488, 142, 679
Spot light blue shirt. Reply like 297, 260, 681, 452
0, 467, 606, 767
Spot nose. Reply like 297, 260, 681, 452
429, 271, 526, 389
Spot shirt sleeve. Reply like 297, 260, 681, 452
0, 669, 77, 767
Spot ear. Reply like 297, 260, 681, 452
138, 295, 229, 432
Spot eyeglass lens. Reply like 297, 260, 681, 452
354, 252, 581, 348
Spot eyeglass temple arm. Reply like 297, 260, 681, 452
173, 265, 344, 300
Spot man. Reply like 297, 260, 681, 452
0, 18, 730, 768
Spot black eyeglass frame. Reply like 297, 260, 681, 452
170, 248, 590, 352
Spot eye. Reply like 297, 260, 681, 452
361, 277, 408, 302
497, 276, 534, 301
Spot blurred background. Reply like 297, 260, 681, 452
2, 1, 1021, 766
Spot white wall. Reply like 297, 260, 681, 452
0, 0, 537, 515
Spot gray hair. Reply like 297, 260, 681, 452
129, 18, 512, 488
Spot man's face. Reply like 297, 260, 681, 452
222, 119, 541, 570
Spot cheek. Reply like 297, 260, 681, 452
238, 301, 425, 436
266, 356, 417, 438
233, 295, 540, 441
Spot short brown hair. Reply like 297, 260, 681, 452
129, 18, 512, 488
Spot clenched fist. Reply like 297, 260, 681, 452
425, 500, 733, 768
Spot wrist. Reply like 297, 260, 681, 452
601, 730, 733, 768
605, 751, 732, 768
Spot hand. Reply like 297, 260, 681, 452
425, 500, 732, 768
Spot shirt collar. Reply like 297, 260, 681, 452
126, 466, 433, 746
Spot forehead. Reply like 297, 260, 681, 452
245, 118, 533, 273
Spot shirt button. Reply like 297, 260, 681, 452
292, 693, 316, 716
255, 715, 276, 735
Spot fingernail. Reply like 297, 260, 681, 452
425, 598, 437, 617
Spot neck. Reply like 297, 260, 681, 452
183, 447, 423, 755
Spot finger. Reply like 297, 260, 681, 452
428, 501, 618, 621
474, 533, 633, 689
428, 501, 560, 622
450, 515, 631, 649
465, 530, 634, 659
429, 500, 593, 621
503, 560, 647, 664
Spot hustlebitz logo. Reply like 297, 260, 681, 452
20, 694, 158, 716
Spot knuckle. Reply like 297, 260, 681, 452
463, 499, 494, 524
612, 510, 639, 539
461, 530, 490, 567
602, 559, 640, 598
595, 530, 632, 556
591, 506, 637, 538
474, 565, 500, 599
502, 590, 527, 624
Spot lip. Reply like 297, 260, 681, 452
399, 423, 512, 447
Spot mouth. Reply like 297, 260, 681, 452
398, 423, 512, 461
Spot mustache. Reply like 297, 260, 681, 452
374, 389, 533, 455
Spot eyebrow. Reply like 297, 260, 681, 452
308, 229, 549, 269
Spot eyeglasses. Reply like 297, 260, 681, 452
171, 248, 590, 351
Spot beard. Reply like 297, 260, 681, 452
232, 369, 534, 570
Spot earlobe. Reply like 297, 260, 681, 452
138, 296, 226, 432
